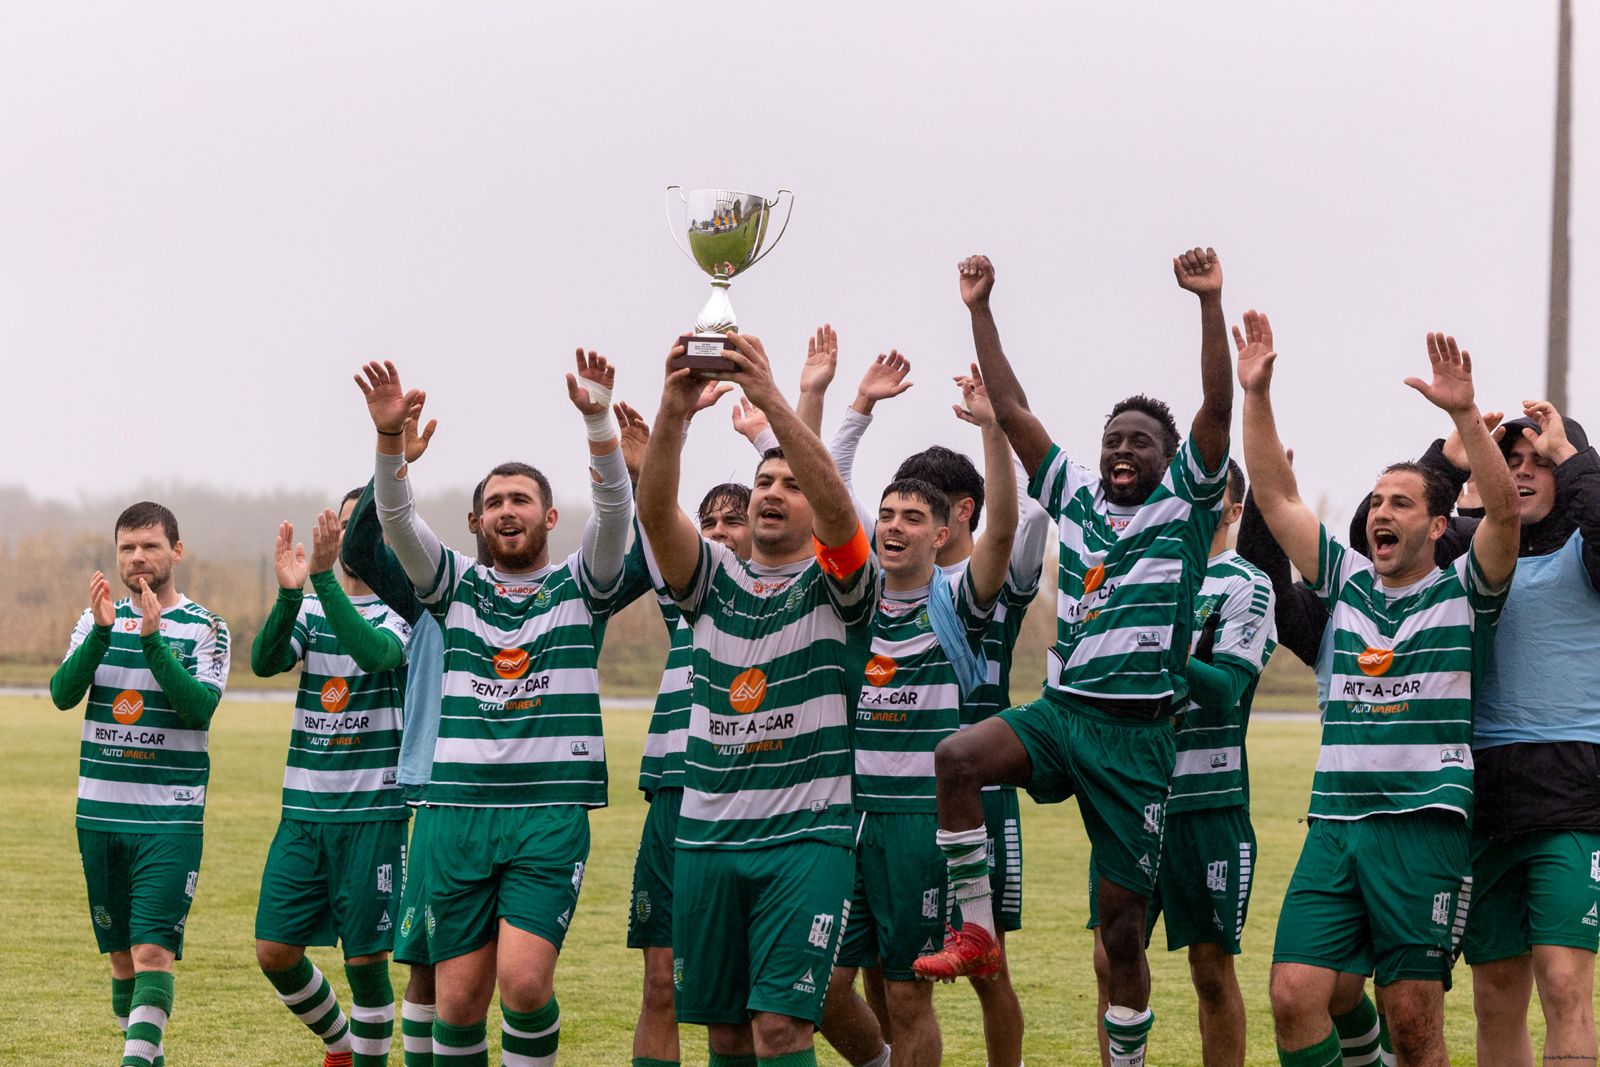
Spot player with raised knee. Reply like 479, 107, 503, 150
637, 332, 877, 1067
357, 351, 633, 1067
51, 501, 231, 1067
914, 248, 1234, 1067
251, 499, 411, 1067
1241, 318, 1518, 1067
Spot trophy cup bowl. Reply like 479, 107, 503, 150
666, 186, 794, 372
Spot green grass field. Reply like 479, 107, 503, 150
0, 695, 1566, 1065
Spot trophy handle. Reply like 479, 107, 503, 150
748, 189, 794, 268
664, 185, 696, 264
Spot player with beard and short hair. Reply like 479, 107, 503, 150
636, 332, 878, 1067
356, 351, 634, 1067
51, 501, 231, 1067
1241, 320, 1519, 1067
251, 495, 411, 1067
914, 250, 1234, 1067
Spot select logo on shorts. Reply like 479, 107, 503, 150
111, 690, 144, 725
493, 648, 531, 679
729, 668, 768, 714
320, 677, 351, 713
865, 655, 897, 687
1358, 647, 1394, 677
1083, 564, 1106, 595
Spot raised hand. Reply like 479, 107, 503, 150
692, 380, 735, 416
566, 348, 616, 416
137, 578, 161, 637
309, 508, 342, 575
952, 363, 997, 428
403, 392, 438, 463
1520, 399, 1579, 464
723, 334, 782, 411
274, 521, 309, 590
1232, 309, 1277, 394
90, 571, 115, 628
614, 401, 651, 480
1404, 333, 1477, 416
800, 325, 839, 396
354, 360, 416, 434
855, 350, 913, 408
958, 255, 995, 309
1173, 246, 1223, 296
657, 342, 706, 421
1442, 410, 1506, 470
730, 395, 772, 445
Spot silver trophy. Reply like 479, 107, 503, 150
666, 186, 794, 370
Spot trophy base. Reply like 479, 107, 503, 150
670, 334, 739, 374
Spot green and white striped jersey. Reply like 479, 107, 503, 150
640, 607, 693, 795
421, 548, 621, 808
1029, 437, 1227, 707
1310, 528, 1508, 821
668, 539, 877, 851
1169, 550, 1277, 813
854, 569, 991, 813
282, 593, 410, 822
68, 597, 230, 834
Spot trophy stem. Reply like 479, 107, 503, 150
695, 277, 738, 334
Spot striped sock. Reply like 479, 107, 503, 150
1333, 994, 1382, 1067
120, 971, 173, 1067
1377, 1014, 1396, 1067
938, 826, 994, 934
112, 974, 135, 1033
1104, 1005, 1154, 1067
502, 998, 560, 1066
757, 1051, 816, 1067
1278, 1027, 1342, 1066
433, 1018, 488, 1066
344, 960, 394, 1067
402, 999, 436, 1066
264, 958, 352, 1052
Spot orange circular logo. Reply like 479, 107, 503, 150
111, 690, 144, 725
865, 655, 897, 687
494, 648, 530, 679
1358, 648, 1394, 677
320, 677, 351, 713
729, 668, 768, 714
1083, 564, 1106, 595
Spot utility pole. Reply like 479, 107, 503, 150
1548, 0, 1573, 411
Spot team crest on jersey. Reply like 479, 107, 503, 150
93, 905, 113, 930
320, 677, 351, 713
864, 655, 897, 687
112, 690, 144, 725
1206, 860, 1228, 893
672, 957, 684, 991
634, 891, 651, 924
401, 907, 415, 936
1358, 647, 1394, 677
785, 583, 805, 611
493, 648, 531, 679
808, 913, 834, 949
729, 668, 768, 714
915, 609, 931, 631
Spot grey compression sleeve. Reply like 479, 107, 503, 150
579, 446, 633, 589
373, 450, 447, 591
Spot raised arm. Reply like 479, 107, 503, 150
356, 361, 447, 590
252, 521, 307, 677
954, 364, 1018, 606
725, 333, 860, 548
136, 578, 224, 729
50, 575, 116, 710
1527, 400, 1600, 588
959, 255, 1053, 478
636, 344, 713, 596
566, 349, 633, 589
796, 324, 838, 435
1403, 333, 1518, 587
307, 509, 406, 673
1173, 247, 1232, 472
1237, 310, 1323, 581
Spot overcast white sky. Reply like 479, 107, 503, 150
1, 3, 1592, 531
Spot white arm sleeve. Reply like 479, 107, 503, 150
579, 447, 633, 590
1010, 455, 1052, 590
373, 450, 447, 590
828, 408, 877, 534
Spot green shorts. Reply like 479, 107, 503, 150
1273, 811, 1470, 988
1086, 806, 1255, 955
984, 787, 1024, 931
628, 788, 681, 950
673, 841, 853, 1026
838, 811, 946, 981
1462, 829, 1600, 965
424, 804, 591, 963
255, 817, 407, 958
394, 807, 432, 965
1000, 691, 1174, 896
78, 829, 202, 958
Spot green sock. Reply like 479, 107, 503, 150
1278, 1026, 1343, 1067
1104, 1005, 1154, 1066
120, 971, 173, 1067
263, 957, 352, 1051
757, 1051, 816, 1067
402, 998, 435, 1066
632, 1059, 680, 1067
344, 960, 394, 1067
502, 998, 560, 1065
1332, 994, 1381, 1066
112, 975, 135, 1032
432, 1018, 487, 1066
707, 1055, 758, 1067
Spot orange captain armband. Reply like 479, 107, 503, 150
813, 524, 872, 580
